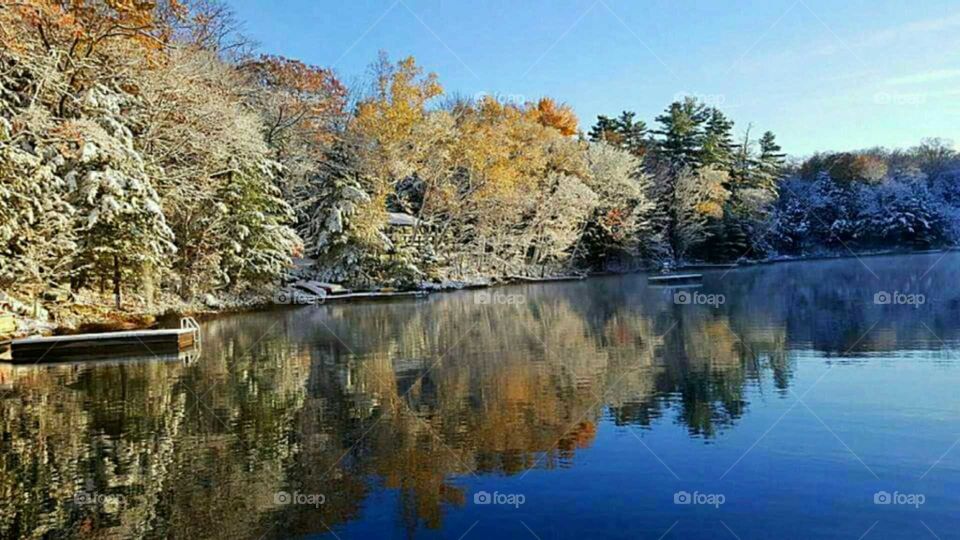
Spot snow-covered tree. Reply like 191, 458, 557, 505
672, 166, 731, 261
868, 173, 950, 248
64, 89, 177, 307
217, 161, 300, 288
769, 177, 812, 254
526, 173, 599, 267
136, 48, 302, 297
578, 142, 656, 265
771, 172, 874, 254
0, 135, 76, 293
298, 142, 388, 283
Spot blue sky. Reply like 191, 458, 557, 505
228, 0, 960, 156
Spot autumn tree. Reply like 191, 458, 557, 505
243, 54, 347, 194
672, 166, 731, 260
800, 152, 888, 184
525, 97, 578, 136
1, 0, 186, 118
354, 53, 443, 189
578, 142, 655, 266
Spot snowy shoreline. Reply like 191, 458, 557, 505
3, 246, 955, 341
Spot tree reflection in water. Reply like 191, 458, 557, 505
3, 252, 960, 538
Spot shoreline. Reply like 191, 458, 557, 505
3, 246, 956, 340
708, 247, 958, 270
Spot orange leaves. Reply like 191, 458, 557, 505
558, 421, 596, 451
3, 0, 179, 55
801, 152, 890, 184
247, 54, 347, 145
252, 54, 346, 100
459, 96, 580, 196
695, 201, 725, 219
351, 54, 445, 201
600, 207, 628, 239
525, 97, 579, 136
344, 53, 587, 247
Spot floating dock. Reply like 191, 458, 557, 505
2, 317, 200, 364
647, 273, 704, 284
323, 290, 429, 303
506, 274, 587, 283
0, 313, 15, 336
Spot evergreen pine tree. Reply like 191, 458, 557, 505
614, 111, 649, 157
757, 130, 787, 190
700, 108, 736, 170
589, 111, 649, 157
588, 115, 620, 145
298, 140, 387, 283
217, 160, 300, 289
654, 97, 708, 171
709, 127, 782, 262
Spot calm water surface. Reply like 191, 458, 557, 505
3, 253, 960, 539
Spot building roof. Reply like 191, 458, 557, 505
387, 212, 418, 227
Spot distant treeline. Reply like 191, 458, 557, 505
587, 108, 959, 261
1, 0, 957, 312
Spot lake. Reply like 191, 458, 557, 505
2, 252, 960, 539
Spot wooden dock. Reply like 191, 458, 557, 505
506, 274, 587, 283
323, 290, 428, 303
0, 313, 15, 336
647, 273, 703, 284
2, 317, 200, 364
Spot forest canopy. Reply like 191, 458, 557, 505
1, 0, 958, 316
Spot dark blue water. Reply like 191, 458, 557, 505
2, 252, 960, 539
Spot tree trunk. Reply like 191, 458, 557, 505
143, 261, 154, 310
113, 255, 122, 310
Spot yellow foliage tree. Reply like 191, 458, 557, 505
354, 54, 443, 165
352, 54, 444, 213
